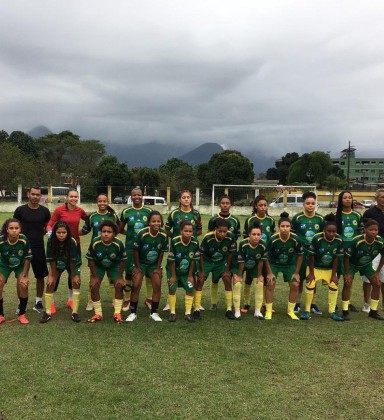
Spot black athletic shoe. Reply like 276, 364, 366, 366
33, 301, 44, 313
368, 310, 384, 320
71, 313, 81, 323
193, 310, 201, 320
225, 310, 236, 320
168, 313, 176, 322
40, 312, 52, 324
184, 314, 195, 323
342, 310, 351, 321
349, 303, 359, 313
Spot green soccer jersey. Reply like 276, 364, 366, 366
81, 210, 119, 239
291, 212, 324, 250
308, 232, 344, 270
133, 227, 168, 266
86, 236, 126, 268
340, 210, 362, 243
46, 236, 81, 271
236, 238, 267, 272
0, 234, 32, 268
243, 214, 275, 242
345, 234, 384, 268
167, 235, 200, 275
208, 213, 241, 239
120, 205, 152, 250
165, 208, 202, 238
199, 231, 237, 264
267, 232, 303, 267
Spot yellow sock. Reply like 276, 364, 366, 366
254, 281, 264, 311
146, 278, 153, 300
312, 293, 317, 305
265, 302, 273, 320
114, 298, 123, 314
341, 300, 350, 311
233, 282, 242, 312
93, 300, 103, 316
371, 299, 379, 311
87, 288, 91, 303
287, 301, 299, 320
243, 283, 251, 306
263, 286, 266, 305
304, 289, 314, 312
72, 289, 80, 314
185, 295, 193, 315
44, 293, 53, 315
194, 290, 202, 311
168, 294, 177, 314
211, 283, 219, 305
225, 291, 233, 311
328, 283, 338, 313
110, 284, 115, 304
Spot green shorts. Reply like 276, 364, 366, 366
125, 250, 134, 277
0, 264, 24, 282
350, 263, 375, 279
299, 252, 309, 281
166, 270, 195, 293
95, 264, 121, 282
270, 264, 295, 283
204, 260, 226, 283
337, 255, 344, 277
141, 263, 158, 279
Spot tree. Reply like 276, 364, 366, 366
8, 131, 38, 157
266, 152, 300, 183
159, 158, 198, 191
92, 155, 133, 186
324, 175, 346, 203
132, 167, 161, 189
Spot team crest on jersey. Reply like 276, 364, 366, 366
110, 253, 116, 259
315, 224, 320, 230
157, 244, 162, 249
288, 248, 294, 253
189, 252, 194, 258
266, 226, 270, 232
143, 216, 148, 221
256, 254, 261, 259
18, 250, 23, 256
333, 248, 337, 254
373, 250, 379, 256
191, 220, 195, 225
222, 246, 228, 252
352, 220, 358, 226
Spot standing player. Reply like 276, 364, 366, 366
208, 195, 241, 238
14, 186, 51, 313
120, 187, 152, 311
0, 219, 32, 325
291, 191, 324, 314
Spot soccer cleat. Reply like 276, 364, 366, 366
294, 303, 301, 313
329, 312, 344, 322
368, 310, 384, 320
125, 313, 137, 322
18, 314, 29, 325
87, 314, 103, 323
287, 311, 299, 320
241, 304, 251, 314
234, 310, 241, 319
349, 303, 358, 313
193, 310, 201, 320
71, 313, 81, 323
168, 313, 176, 322
342, 310, 351, 321
113, 313, 123, 324
254, 310, 264, 320
66, 298, 73, 310
210, 304, 218, 311
149, 312, 162, 322
122, 301, 130, 312
33, 301, 44, 313
225, 310, 236, 320
40, 312, 52, 323
144, 298, 152, 310
50, 303, 57, 315
300, 311, 311, 320
184, 314, 195, 322
85, 301, 93, 311
163, 303, 170, 311
198, 305, 205, 312
311, 304, 322, 315
0, 315, 5, 324
362, 303, 370, 313
264, 311, 272, 320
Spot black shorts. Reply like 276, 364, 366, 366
31, 248, 48, 279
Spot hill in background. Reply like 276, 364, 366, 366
28, 125, 52, 138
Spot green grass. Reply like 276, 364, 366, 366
1, 213, 384, 419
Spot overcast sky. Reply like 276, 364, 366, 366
1, 0, 384, 157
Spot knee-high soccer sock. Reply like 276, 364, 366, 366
151, 301, 159, 314
287, 302, 299, 320
194, 290, 202, 311
168, 294, 177, 314
124, 289, 131, 302
130, 301, 138, 314
341, 299, 350, 311
311, 292, 317, 305
304, 282, 315, 312
72, 289, 80, 314
109, 284, 115, 304
87, 285, 92, 303
185, 295, 193, 315
0, 298, 3, 316
67, 278, 73, 299
255, 282, 264, 311
225, 291, 233, 311
92, 300, 103, 316
233, 282, 242, 312
211, 283, 219, 305
265, 302, 273, 319
328, 282, 338, 313
44, 293, 53, 315
370, 299, 379, 311
243, 283, 251, 306
19, 297, 28, 315
114, 298, 123, 314
145, 278, 153, 300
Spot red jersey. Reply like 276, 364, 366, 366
47, 204, 88, 244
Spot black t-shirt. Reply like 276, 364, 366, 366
13, 204, 51, 249
363, 206, 384, 237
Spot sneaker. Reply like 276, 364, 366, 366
87, 314, 103, 323
241, 304, 251, 314
368, 310, 384, 320
0, 315, 6, 324
329, 312, 344, 321
311, 304, 322, 315
125, 313, 137, 322
193, 310, 201, 320
287, 311, 299, 320
18, 314, 29, 325
234, 310, 241, 319
33, 301, 44, 313
85, 301, 94, 311
362, 303, 370, 313
149, 312, 162, 322
113, 313, 123, 324
198, 305, 205, 312
294, 303, 301, 313
342, 310, 351, 321
264, 311, 272, 320
300, 311, 311, 320
225, 310, 236, 320
168, 313, 176, 322
71, 313, 81, 323
349, 303, 358, 313
40, 312, 52, 324
184, 314, 195, 322
163, 303, 170, 311
50, 303, 57, 315
122, 301, 130, 312
254, 310, 264, 320
144, 298, 152, 310
66, 298, 73, 310
210, 304, 218, 311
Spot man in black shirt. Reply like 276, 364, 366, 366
14, 186, 51, 312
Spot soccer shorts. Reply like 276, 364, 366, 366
270, 264, 295, 283
350, 263, 376, 281
125, 250, 134, 277
203, 260, 226, 283
0, 264, 24, 282
95, 264, 121, 282
30, 247, 48, 279
362, 254, 384, 283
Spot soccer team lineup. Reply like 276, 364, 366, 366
2, 185, 384, 326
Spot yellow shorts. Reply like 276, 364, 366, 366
306, 268, 335, 287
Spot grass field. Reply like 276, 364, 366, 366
1, 213, 384, 419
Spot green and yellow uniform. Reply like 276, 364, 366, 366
235, 238, 268, 277
133, 227, 168, 277
267, 232, 303, 282
208, 213, 241, 239
167, 235, 200, 293
337, 210, 362, 275
165, 208, 202, 238
46, 236, 81, 276
243, 214, 275, 243
120, 205, 152, 275
81, 210, 119, 239
86, 236, 126, 281
0, 234, 32, 280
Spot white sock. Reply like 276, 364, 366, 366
68, 289, 73, 299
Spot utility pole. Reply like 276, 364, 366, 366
346, 141, 351, 188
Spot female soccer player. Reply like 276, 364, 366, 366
86, 221, 127, 323
208, 194, 240, 238
167, 220, 200, 322
234, 223, 271, 319
300, 214, 344, 321
82, 193, 120, 310
0, 218, 32, 325
265, 212, 303, 320
40, 221, 81, 323
47, 188, 87, 310
120, 187, 152, 311
241, 195, 275, 313
126, 211, 168, 322
194, 218, 237, 320
342, 219, 384, 320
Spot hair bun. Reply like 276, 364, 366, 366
280, 211, 289, 218
324, 213, 336, 222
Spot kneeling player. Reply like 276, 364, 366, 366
300, 214, 344, 321
86, 221, 126, 323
